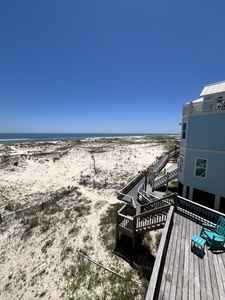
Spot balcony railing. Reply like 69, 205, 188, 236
183, 98, 225, 116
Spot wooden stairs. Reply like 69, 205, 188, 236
116, 194, 176, 252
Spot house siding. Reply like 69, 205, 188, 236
183, 150, 225, 198
187, 114, 225, 151
178, 81, 225, 210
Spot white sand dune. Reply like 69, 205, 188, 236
0, 136, 178, 299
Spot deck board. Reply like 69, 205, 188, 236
157, 213, 225, 300
158, 216, 177, 300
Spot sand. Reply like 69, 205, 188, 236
0, 136, 179, 299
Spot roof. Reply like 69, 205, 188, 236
200, 80, 225, 97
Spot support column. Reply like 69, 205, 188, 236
116, 214, 119, 247
132, 235, 136, 254
214, 195, 220, 211
182, 185, 187, 199
116, 230, 119, 247
174, 193, 178, 212
189, 187, 193, 201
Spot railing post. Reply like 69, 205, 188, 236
174, 193, 178, 211
166, 172, 169, 192
132, 217, 137, 254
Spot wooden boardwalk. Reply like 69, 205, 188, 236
158, 213, 225, 300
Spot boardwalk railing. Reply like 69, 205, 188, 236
117, 204, 171, 237
118, 148, 179, 202
153, 168, 178, 190
117, 194, 176, 239
117, 192, 136, 208
117, 160, 159, 200
135, 204, 171, 234
148, 154, 168, 175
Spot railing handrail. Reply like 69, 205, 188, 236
177, 195, 224, 215
153, 155, 168, 175
118, 212, 133, 221
145, 206, 174, 300
118, 160, 160, 198
138, 192, 151, 204
134, 203, 171, 219
117, 204, 127, 215
177, 195, 225, 224
118, 192, 136, 208
159, 192, 177, 201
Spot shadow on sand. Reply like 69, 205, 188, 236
114, 234, 155, 280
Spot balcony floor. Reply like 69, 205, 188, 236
158, 213, 225, 300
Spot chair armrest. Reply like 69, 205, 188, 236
212, 234, 225, 240
202, 223, 215, 230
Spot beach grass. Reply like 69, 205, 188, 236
0, 135, 179, 299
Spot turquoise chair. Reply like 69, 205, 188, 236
200, 216, 225, 250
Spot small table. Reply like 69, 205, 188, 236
191, 234, 206, 257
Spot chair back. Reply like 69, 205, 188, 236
215, 217, 225, 236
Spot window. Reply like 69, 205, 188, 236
182, 122, 187, 139
195, 158, 208, 178
217, 96, 223, 103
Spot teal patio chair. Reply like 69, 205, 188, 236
200, 216, 225, 250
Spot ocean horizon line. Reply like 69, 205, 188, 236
0, 132, 180, 144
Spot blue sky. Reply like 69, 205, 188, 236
1, 0, 225, 133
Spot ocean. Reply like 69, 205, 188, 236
0, 133, 178, 144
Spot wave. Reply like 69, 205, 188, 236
0, 138, 29, 141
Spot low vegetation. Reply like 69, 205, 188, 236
62, 255, 143, 300
99, 202, 124, 251
0, 135, 177, 299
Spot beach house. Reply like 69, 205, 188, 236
178, 80, 225, 213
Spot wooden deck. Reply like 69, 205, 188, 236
158, 213, 225, 300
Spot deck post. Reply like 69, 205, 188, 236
132, 235, 136, 254
116, 230, 119, 247
132, 216, 137, 254
174, 193, 178, 211
116, 213, 119, 246
166, 172, 169, 192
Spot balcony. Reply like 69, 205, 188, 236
183, 98, 225, 116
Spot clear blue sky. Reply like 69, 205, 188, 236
1, 0, 225, 134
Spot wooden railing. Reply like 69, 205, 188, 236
149, 155, 168, 175
145, 206, 174, 300
176, 196, 225, 225
153, 168, 178, 190
118, 148, 179, 203
117, 160, 159, 200
117, 199, 172, 237
117, 204, 136, 238
117, 192, 136, 207
135, 204, 171, 234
